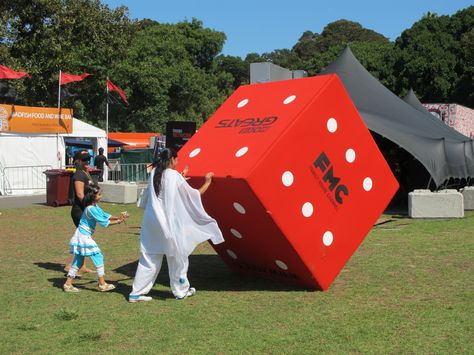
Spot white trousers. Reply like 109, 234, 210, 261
130, 252, 191, 299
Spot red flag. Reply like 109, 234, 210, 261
0, 64, 30, 79
60, 71, 91, 85
107, 79, 129, 106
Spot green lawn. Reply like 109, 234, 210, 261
0, 203, 472, 354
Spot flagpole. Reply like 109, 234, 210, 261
58, 70, 61, 109
57, 70, 61, 169
106, 77, 109, 139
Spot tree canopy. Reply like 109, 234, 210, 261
293, 19, 389, 61
394, 7, 474, 106
107, 18, 233, 132
0, 1, 472, 133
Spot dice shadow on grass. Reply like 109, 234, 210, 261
113, 255, 308, 292
35, 260, 306, 297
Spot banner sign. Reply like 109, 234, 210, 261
165, 121, 196, 151
0, 104, 73, 134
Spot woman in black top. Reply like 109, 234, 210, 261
70, 152, 94, 226
65, 151, 95, 273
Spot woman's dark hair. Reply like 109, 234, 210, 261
83, 184, 101, 207
153, 148, 178, 196
73, 152, 90, 171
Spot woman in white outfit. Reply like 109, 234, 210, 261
129, 148, 224, 302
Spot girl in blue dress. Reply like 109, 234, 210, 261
63, 184, 128, 293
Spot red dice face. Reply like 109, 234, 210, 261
177, 75, 398, 290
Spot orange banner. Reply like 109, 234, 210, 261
0, 104, 73, 134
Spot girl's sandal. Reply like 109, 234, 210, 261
98, 283, 116, 292
63, 284, 79, 293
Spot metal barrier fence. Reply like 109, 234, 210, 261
1, 165, 52, 195
108, 163, 151, 183
0, 163, 150, 195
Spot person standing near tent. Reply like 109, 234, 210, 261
94, 147, 110, 182
128, 148, 224, 303
64, 151, 95, 274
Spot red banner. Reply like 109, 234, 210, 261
60, 71, 90, 85
107, 79, 129, 106
0, 64, 29, 79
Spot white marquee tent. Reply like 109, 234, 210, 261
0, 118, 106, 195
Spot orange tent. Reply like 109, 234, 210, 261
108, 132, 160, 149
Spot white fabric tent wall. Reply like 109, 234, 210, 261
0, 118, 106, 195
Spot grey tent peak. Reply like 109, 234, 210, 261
403, 89, 429, 114
319, 46, 474, 186
402, 88, 469, 142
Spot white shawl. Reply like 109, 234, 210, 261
139, 168, 224, 258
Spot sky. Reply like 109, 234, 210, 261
101, 0, 473, 58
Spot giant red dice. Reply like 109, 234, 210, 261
177, 74, 398, 290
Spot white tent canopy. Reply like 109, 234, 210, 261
0, 118, 107, 195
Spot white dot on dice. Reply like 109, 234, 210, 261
363, 177, 373, 191
283, 95, 296, 105
323, 231, 333, 246
235, 146, 249, 157
302, 202, 313, 217
230, 228, 243, 239
237, 99, 249, 108
281, 171, 294, 187
345, 148, 356, 163
275, 260, 288, 270
227, 249, 238, 259
327, 118, 338, 133
189, 148, 201, 158
233, 202, 246, 214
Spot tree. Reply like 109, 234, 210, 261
2, 1, 472, 134
293, 20, 389, 61
462, 27, 474, 65
258, 49, 304, 71
216, 54, 249, 88
0, 3, 236, 132
0, 0, 133, 124
394, 7, 474, 107
452, 7, 474, 106
293, 31, 321, 61
300, 41, 398, 87
350, 42, 400, 92
113, 19, 234, 132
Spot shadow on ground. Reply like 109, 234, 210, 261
113, 254, 308, 293
34, 262, 65, 273
35, 255, 307, 300
384, 205, 408, 217
34, 262, 102, 292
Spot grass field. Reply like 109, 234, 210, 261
0, 203, 473, 354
